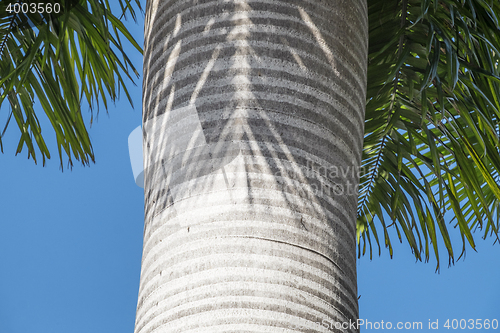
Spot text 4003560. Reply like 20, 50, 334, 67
5, 2, 61, 14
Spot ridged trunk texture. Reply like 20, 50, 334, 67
136, 0, 368, 332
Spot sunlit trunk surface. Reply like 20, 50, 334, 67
136, 0, 368, 332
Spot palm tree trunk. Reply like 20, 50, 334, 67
136, 0, 367, 332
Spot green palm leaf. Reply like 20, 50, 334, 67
359, 0, 500, 270
0, 0, 142, 167
1, 0, 498, 270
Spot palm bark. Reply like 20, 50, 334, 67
136, 0, 368, 332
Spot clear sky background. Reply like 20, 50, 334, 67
0, 3, 499, 333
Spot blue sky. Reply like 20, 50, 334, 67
0, 3, 499, 333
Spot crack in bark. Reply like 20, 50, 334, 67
224, 235, 346, 275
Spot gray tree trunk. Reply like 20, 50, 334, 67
135, 0, 367, 332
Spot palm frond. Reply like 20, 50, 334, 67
360, 0, 500, 271
0, 0, 142, 167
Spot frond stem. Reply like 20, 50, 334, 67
357, 0, 408, 218
0, 1, 19, 58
